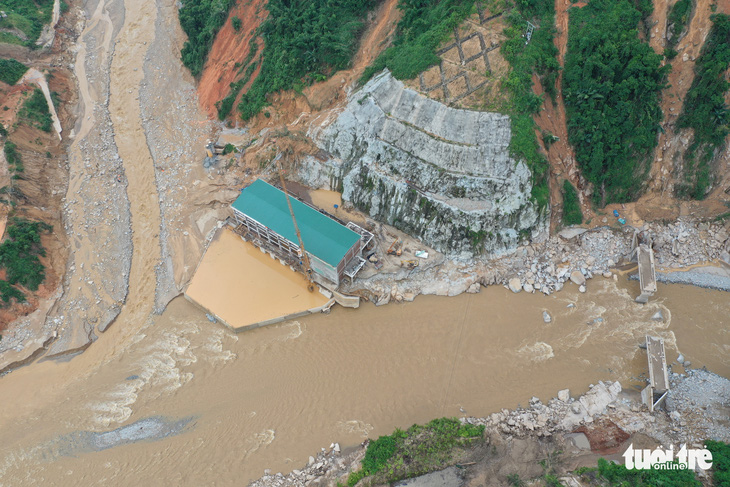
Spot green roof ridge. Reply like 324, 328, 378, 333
232, 179, 360, 268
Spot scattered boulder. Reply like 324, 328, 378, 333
558, 389, 570, 402
523, 283, 534, 293
542, 310, 552, 323
570, 270, 586, 286
467, 282, 481, 293
677, 354, 685, 364
559, 227, 588, 240
579, 285, 586, 293
652, 310, 664, 322
508, 278, 522, 293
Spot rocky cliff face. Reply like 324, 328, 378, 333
305, 70, 545, 257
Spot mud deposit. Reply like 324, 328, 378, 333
185, 228, 329, 328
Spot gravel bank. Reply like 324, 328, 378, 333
346, 218, 730, 304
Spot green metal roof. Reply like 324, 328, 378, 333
232, 179, 360, 268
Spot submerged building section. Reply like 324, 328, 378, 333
185, 179, 371, 331
231, 179, 371, 287
304, 70, 545, 257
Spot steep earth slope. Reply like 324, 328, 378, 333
196, 0, 266, 117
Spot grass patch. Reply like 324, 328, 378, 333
0, 31, 25, 45
179, 0, 236, 77
237, 0, 376, 120
0, 0, 54, 46
593, 458, 701, 486
562, 180, 582, 225
0, 218, 52, 294
0, 58, 28, 85
675, 14, 730, 200
360, 0, 478, 83
564, 0, 668, 205
707, 440, 730, 486
18, 88, 52, 132
346, 418, 485, 485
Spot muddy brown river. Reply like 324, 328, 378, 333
0, 276, 727, 486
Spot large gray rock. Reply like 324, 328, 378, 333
570, 270, 586, 286
394, 466, 463, 487
306, 70, 545, 256
508, 278, 522, 293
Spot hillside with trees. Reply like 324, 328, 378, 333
564, 0, 668, 205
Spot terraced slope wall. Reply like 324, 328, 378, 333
305, 70, 544, 257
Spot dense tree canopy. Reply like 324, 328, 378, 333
179, 0, 236, 77
238, 0, 377, 120
675, 14, 730, 199
564, 0, 668, 204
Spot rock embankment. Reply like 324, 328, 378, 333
305, 70, 543, 257
344, 217, 730, 301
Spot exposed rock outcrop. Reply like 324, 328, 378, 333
305, 70, 545, 257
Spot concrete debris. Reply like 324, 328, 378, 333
570, 270, 586, 286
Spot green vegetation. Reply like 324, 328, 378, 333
666, 0, 692, 54
675, 14, 730, 200
0, 218, 52, 306
346, 418, 484, 485
360, 0, 477, 83
564, 0, 668, 205
707, 440, 730, 486
217, 37, 258, 120
0, 58, 28, 85
499, 0, 559, 210
0, 122, 7, 137
0, 0, 54, 46
593, 458, 701, 486
237, 0, 376, 120
0, 280, 25, 304
231, 15, 242, 31
3, 141, 23, 172
0, 31, 25, 46
18, 88, 52, 132
562, 180, 582, 225
179, 0, 236, 77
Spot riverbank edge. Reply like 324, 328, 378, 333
343, 218, 730, 307
247, 369, 730, 487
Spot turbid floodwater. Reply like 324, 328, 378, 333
0, 276, 727, 486
0, 0, 727, 485
186, 228, 329, 328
